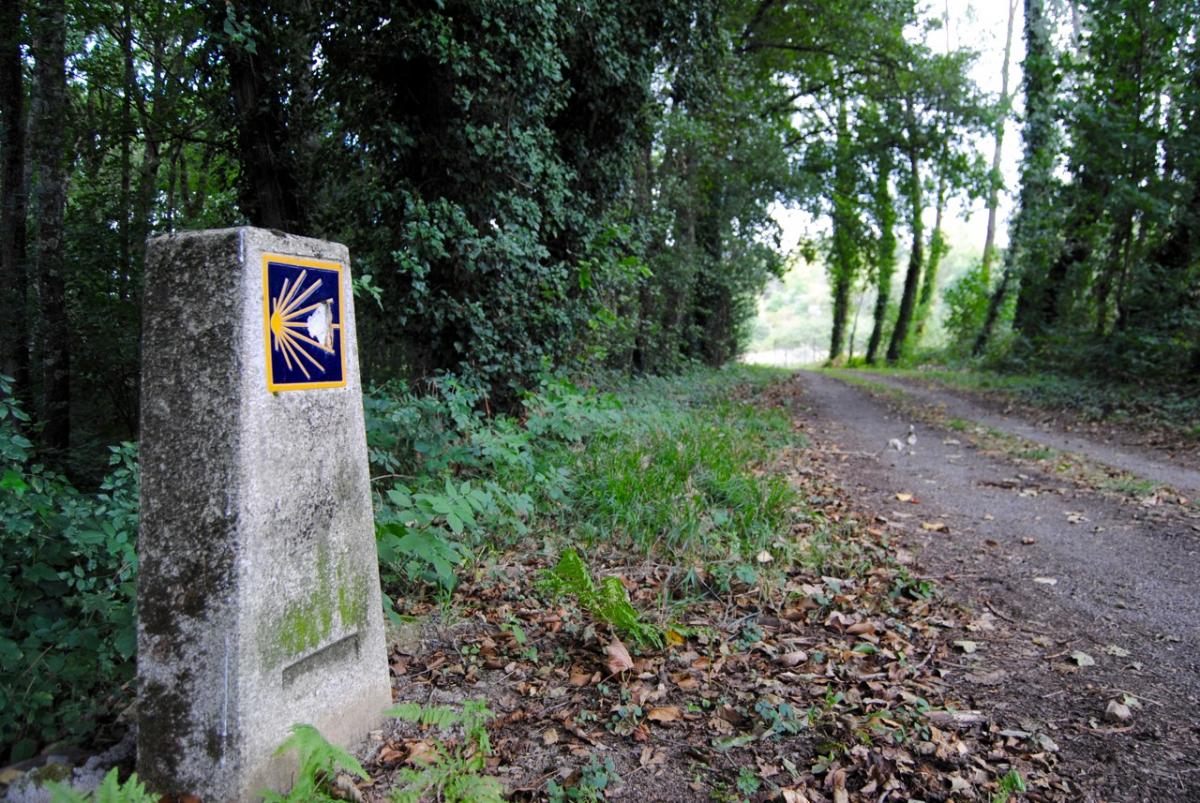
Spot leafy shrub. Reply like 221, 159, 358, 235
1, 376, 139, 762
368, 375, 626, 592
942, 262, 992, 356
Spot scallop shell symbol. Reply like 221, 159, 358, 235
268, 270, 337, 379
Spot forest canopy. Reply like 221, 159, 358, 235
2, 0, 1199, 469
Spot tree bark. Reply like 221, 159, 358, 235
223, 4, 307, 232
886, 102, 923, 364
980, 0, 1017, 288
866, 146, 896, 365
912, 174, 946, 342
0, 0, 30, 399
1012, 0, 1060, 340
30, 0, 69, 456
827, 95, 858, 363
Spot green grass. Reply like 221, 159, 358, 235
1099, 476, 1160, 497
368, 365, 806, 594
569, 401, 798, 561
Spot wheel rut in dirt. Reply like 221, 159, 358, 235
788, 370, 1200, 801
842, 370, 1200, 495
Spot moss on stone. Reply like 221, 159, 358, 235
262, 546, 371, 667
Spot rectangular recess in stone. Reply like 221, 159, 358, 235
282, 632, 360, 688
262, 254, 346, 391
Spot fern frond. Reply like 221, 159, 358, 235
385, 702, 465, 730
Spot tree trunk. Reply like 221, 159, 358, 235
30, 0, 69, 457
223, 6, 307, 232
827, 95, 858, 363
980, 0, 1017, 288
866, 147, 896, 365
973, 233, 1017, 356
0, 0, 30, 400
886, 108, 923, 364
1012, 0, 1061, 340
913, 174, 947, 342
119, 1, 133, 283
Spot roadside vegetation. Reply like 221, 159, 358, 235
5, 367, 1066, 800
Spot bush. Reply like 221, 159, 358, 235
0, 377, 139, 762
942, 262, 991, 356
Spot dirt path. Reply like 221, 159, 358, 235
844, 370, 1200, 494
787, 370, 1200, 802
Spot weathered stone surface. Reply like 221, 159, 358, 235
137, 227, 390, 801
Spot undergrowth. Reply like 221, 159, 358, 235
368, 366, 802, 606
540, 549, 663, 649
385, 701, 503, 803
0, 364, 799, 764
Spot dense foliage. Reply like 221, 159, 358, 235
0, 376, 138, 760
0, 0, 821, 466
970, 0, 1200, 381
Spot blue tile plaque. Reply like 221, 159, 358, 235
262, 255, 346, 391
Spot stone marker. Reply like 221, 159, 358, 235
137, 228, 391, 800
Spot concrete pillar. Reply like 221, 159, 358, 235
137, 228, 390, 800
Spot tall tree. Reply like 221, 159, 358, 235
979, 0, 1017, 289
0, 0, 29, 399
30, 0, 69, 456
865, 135, 897, 365
827, 93, 862, 362
885, 91, 925, 363
977, 0, 1060, 355
1010, 0, 1062, 339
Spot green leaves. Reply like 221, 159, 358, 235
542, 550, 663, 649
384, 701, 502, 803
47, 768, 158, 803
261, 724, 368, 803
1, 389, 139, 762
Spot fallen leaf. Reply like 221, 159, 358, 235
1070, 650, 1095, 667
406, 739, 438, 766
639, 746, 667, 767
926, 710, 986, 728
647, 706, 682, 723
606, 638, 634, 674
777, 650, 808, 667
331, 773, 365, 803
781, 790, 813, 803
1105, 700, 1132, 723
1036, 732, 1060, 752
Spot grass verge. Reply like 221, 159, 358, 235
853, 365, 1200, 440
